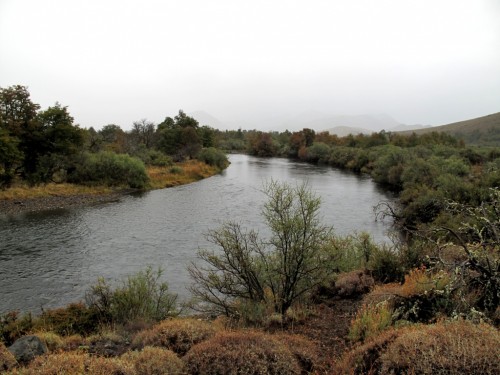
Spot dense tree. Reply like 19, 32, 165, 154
131, 119, 156, 149
156, 110, 202, 160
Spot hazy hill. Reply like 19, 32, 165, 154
290, 113, 401, 133
325, 125, 372, 137
397, 112, 500, 146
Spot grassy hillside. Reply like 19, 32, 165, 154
398, 112, 500, 146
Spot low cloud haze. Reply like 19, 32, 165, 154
1, 0, 499, 131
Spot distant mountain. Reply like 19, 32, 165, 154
325, 126, 372, 137
282, 113, 401, 133
397, 112, 500, 146
389, 124, 431, 132
189, 111, 227, 129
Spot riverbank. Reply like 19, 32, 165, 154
0, 160, 224, 216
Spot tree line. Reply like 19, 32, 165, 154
0, 85, 226, 189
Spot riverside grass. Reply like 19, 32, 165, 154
0, 160, 221, 201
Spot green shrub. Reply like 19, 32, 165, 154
131, 318, 218, 355
168, 165, 183, 174
348, 301, 393, 343
368, 245, 405, 283
35, 303, 100, 337
86, 267, 178, 325
197, 147, 228, 169
69, 151, 149, 188
121, 346, 184, 375
183, 330, 302, 375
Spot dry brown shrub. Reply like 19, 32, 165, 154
334, 270, 375, 298
131, 318, 218, 355
13, 352, 132, 375
19, 352, 86, 374
333, 325, 416, 374
1, 341, 17, 371
273, 333, 321, 374
380, 320, 500, 374
62, 334, 85, 351
121, 346, 184, 375
85, 355, 133, 375
363, 283, 402, 306
183, 330, 302, 375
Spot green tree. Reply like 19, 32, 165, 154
189, 180, 334, 316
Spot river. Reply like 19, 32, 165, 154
0, 154, 394, 314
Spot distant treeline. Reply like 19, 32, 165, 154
218, 127, 500, 240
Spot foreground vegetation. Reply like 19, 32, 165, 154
2, 181, 499, 374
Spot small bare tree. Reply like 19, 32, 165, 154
189, 180, 335, 316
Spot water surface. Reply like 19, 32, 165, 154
0, 155, 393, 314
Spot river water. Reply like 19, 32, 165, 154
0, 154, 393, 314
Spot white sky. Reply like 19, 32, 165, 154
1, 0, 499, 130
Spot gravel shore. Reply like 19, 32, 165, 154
0, 192, 128, 217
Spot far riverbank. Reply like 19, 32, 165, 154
0, 160, 225, 217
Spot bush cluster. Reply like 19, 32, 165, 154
68, 151, 149, 189
196, 147, 229, 169
131, 318, 218, 355
183, 330, 303, 375
86, 267, 177, 325
336, 320, 500, 374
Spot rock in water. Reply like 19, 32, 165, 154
8, 335, 47, 364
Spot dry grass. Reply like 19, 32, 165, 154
147, 160, 220, 189
348, 301, 393, 343
1, 341, 17, 372
121, 346, 185, 375
333, 325, 417, 375
183, 330, 302, 375
0, 160, 221, 201
131, 318, 219, 355
273, 333, 321, 374
33, 332, 64, 352
6, 352, 134, 375
335, 320, 500, 375
380, 320, 500, 374
0, 182, 114, 201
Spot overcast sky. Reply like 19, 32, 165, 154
1, 0, 499, 130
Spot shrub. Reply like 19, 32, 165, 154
0, 311, 34, 345
33, 332, 64, 352
197, 147, 229, 169
0, 341, 17, 372
348, 301, 393, 343
121, 346, 184, 375
333, 326, 415, 374
86, 267, 178, 325
334, 270, 375, 299
35, 303, 100, 337
380, 320, 500, 374
131, 318, 218, 355
69, 151, 149, 188
273, 333, 321, 374
17, 352, 132, 375
183, 330, 301, 375
20, 352, 86, 374
85, 356, 133, 375
168, 165, 183, 174
368, 246, 405, 283
62, 334, 85, 351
